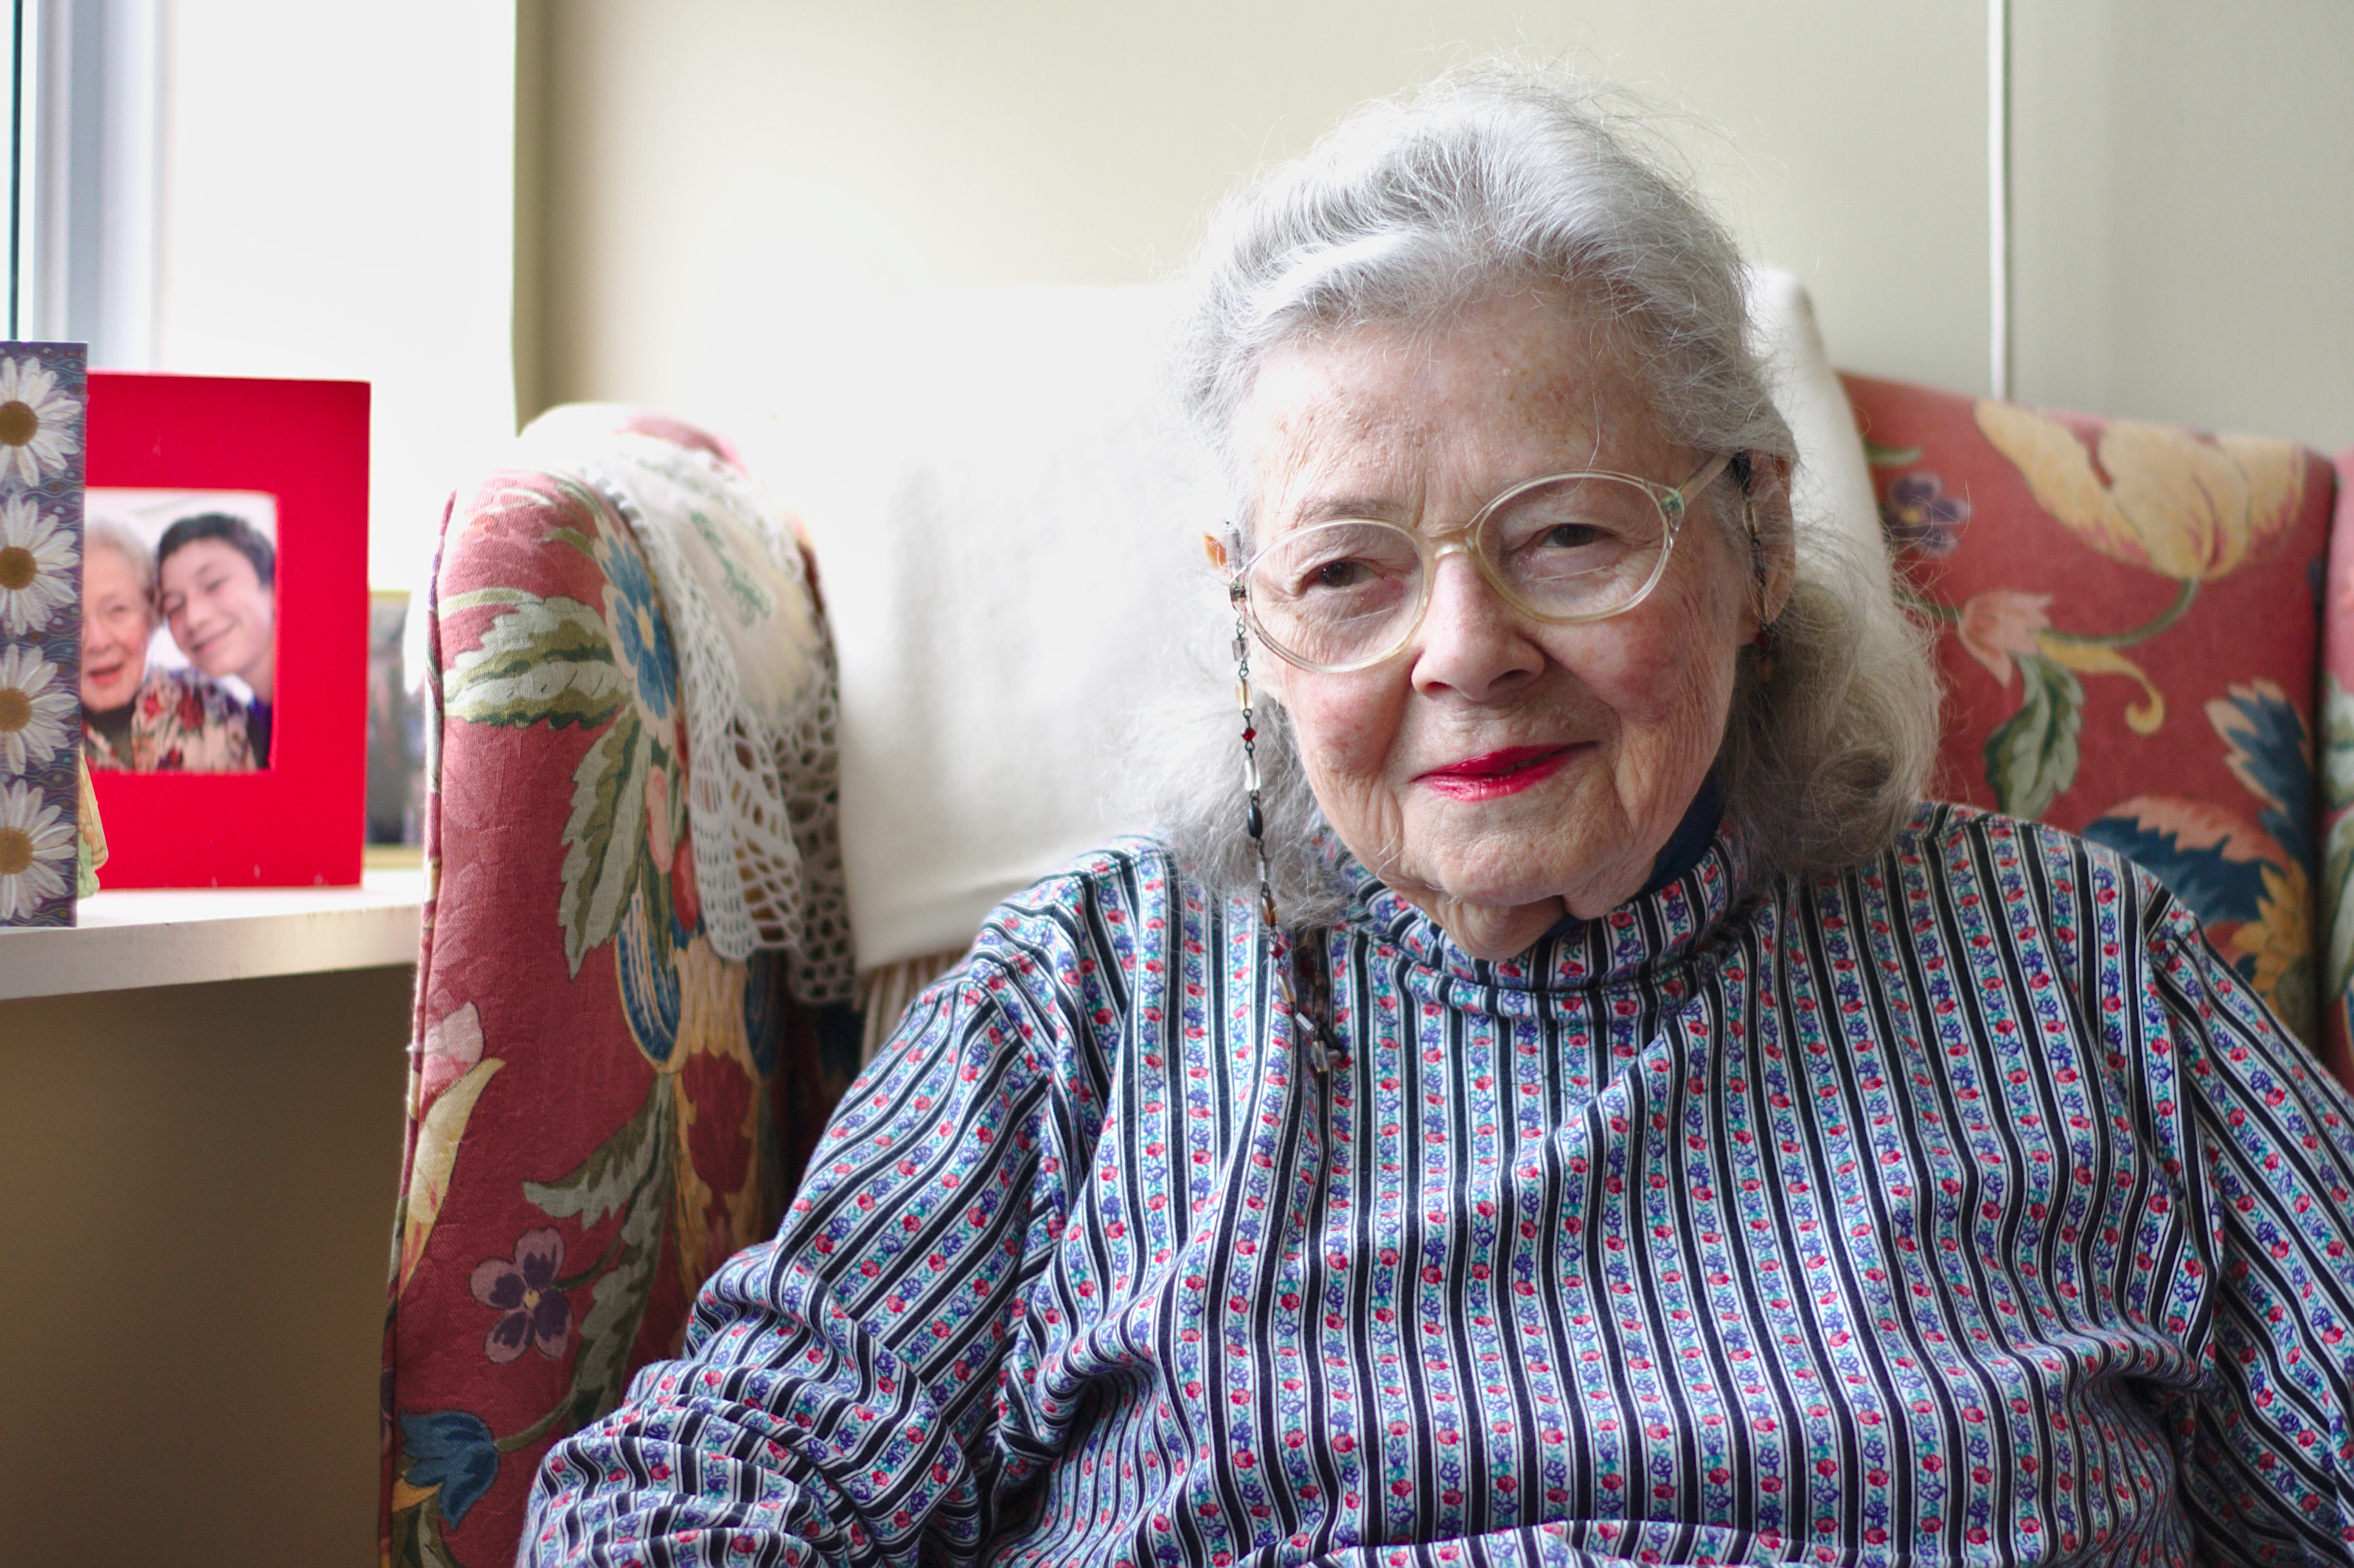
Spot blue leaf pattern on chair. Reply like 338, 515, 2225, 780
2079, 806, 2273, 921
2210, 679, 2316, 867
2081, 680, 2316, 1042
400, 1410, 502, 1527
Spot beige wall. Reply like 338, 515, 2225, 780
0, 966, 412, 1567
522, 0, 1992, 425
2010, 0, 2354, 449
521, 1, 2353, 454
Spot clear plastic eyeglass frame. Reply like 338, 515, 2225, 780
1229, 451, 1735, 674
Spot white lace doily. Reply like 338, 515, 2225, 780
518, 410, 856, 1005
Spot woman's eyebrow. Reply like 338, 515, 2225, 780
1291, 492, 1407, 525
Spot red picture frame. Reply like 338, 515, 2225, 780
86, 373, 370, 887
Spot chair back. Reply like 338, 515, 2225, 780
380, 411, 856, 1567
1845, 373, 2350, 1078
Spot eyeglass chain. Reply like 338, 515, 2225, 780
1232, 582, 1338, 1082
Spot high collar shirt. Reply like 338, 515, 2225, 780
524, 804, 2354, 1567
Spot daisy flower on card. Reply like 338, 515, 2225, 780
0, 354, 83, 487
0, 778, 74, 919
0, 493, 78, 635
0, 643, 75, 773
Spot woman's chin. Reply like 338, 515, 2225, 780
1434, 898, 1567, 961
1424, 848, 1639, 920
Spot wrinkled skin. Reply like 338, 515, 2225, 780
1237, 287, 1794, 960
80, 543, 153, 711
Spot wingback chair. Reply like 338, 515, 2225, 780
378, 285, 2354, 1567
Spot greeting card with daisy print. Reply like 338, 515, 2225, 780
0, 343, 88, 927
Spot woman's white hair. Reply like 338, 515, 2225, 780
86, 517, 159, 613
1151, 68, 1939, 917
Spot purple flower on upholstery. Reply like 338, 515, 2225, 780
470, 1227, 571, 1362
1881, 472, 1970, 556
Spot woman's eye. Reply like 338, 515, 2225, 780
1512, 515, 1632, 560
1308, 559, 1373, 590
1537, 522, 1603, 550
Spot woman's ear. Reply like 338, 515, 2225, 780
1739, 451, 1798, 633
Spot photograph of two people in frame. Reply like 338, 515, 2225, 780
79, 487, 279, 773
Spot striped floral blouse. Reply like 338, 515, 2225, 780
525, 804, 2354, 1567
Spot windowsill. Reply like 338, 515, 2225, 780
0, 869, 426, 1001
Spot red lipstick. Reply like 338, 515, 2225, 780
1416, 745, 1576, 801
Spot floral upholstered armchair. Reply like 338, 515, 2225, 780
1847, 375, 2354, 1081
377, 287, 2354, 1568
380, 410, 861, 1567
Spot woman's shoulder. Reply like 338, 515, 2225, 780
975, 836, 1219, 950
142, 662, 246, 715
873, 838, 1217, 1094
1875, 798, 2199, 940
134, 664, 255, 767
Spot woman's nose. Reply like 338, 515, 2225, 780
1409, 547, 1544, 702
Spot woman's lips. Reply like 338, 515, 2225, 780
1416, 745, 1578, 801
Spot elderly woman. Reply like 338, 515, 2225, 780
525, 76, 2354, 1566
80, 518, 256, 772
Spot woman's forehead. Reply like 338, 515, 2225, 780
86, 543, 141, 584
1240, 292, 1673, 518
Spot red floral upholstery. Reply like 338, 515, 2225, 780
379, 414, 857, 1567
1844, 374, 2347, 1081
378, 386, 2354, 1566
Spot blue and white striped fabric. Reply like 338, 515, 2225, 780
525, 804, 2354, 1567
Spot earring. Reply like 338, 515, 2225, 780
1752, 621, 1778, 687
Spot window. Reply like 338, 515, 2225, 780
4, 0, 518, 590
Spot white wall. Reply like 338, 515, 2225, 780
157, 0, 518, 588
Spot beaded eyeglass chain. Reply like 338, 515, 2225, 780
1230, 575, 1338, 1081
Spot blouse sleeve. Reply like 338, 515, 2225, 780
520, 940, 1106, 1567
2133, 889, 2354, 1564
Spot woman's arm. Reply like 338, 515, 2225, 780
520, 940, 1106, 1567
2139, 904, 2354, 1565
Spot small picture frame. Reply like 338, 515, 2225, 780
83, 372, 369, 888
366, 587, 427, 854
0, 341, 87, 927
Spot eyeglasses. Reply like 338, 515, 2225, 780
1230, 452, 1734, 672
